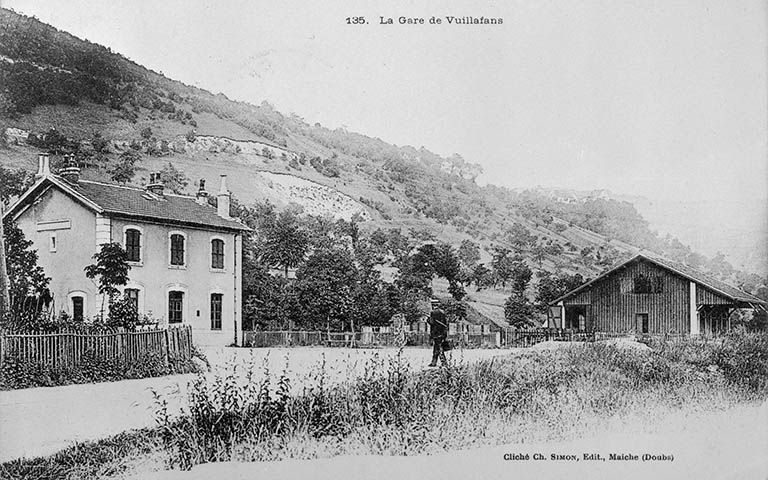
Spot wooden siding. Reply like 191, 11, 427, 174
565, 288, 591, 305
696, 286, 731, 305
565, 260, 690, 334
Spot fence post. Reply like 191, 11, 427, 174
163, 328, 170, 368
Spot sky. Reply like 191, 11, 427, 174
3, 0, 767, 206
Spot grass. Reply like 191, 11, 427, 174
0, 430, 162, 480
2, 333, 767, 478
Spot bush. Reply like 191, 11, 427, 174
0, 348, 190, 390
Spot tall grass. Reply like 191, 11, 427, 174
3, 333, 766, 478
157, 333, 768, 470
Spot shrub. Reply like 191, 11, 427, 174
0, 348, 192, 390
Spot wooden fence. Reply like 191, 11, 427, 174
243, 328, 707, 349
0, 325, 193, 370
242, 330, 502, 348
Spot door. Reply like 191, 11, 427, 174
71, 297, 84, 321
636, 313, 649, 334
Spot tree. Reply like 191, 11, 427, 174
262, 210, 309, 278
531, 243, 547, 268
0, 168, 32, 320
504, 294, 536, 328
2, 219, 51, 327
295, 248, 358, 331
159, 162, 189, 194
110, 150, 141, 184
84, 243, 131, 318
0, 166, 32, 203
491, 246, 515, 288
350, 270, 398, 327
457, 239, 481, 268
107, 294, 140, 330
386, 228, 412, 265
243, 272, 297, 331
507, 222, 535, 252
510, 256, 532, 296
471, 263, 494, 290
140, 127, 153, 140
536, 271, 586, 307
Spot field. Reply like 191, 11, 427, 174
2, 335, 768, 480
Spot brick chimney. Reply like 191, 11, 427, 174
196, 178, 209, 205
59, 154, 81, 185
35, 152, 51, 179
217, 174, 230, 218
145, 172, 164, 196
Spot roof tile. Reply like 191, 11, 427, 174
74, 180, 249, 231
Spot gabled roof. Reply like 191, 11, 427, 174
4, 175, 250, 232
550, 253, 766, 306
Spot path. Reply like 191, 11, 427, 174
0, 347, 506, 462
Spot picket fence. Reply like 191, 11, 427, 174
0, 325, 193, 369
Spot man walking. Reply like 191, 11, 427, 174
428, 298, 448, 367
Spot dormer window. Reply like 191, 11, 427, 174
170, 233, 186, 266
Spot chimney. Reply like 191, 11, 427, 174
196, 178, 209, 205
35, 152, 51, 179
217, 174, 230, 218
59, 154, 81, 185
145, 172, 164, 196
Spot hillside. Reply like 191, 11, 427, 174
1, 7, 765, 307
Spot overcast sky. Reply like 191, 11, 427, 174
4, 0, 767, 205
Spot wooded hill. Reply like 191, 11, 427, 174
1, 8, 765, 305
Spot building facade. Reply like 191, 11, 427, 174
4, 153, 250, 347
548, 253, 766, 335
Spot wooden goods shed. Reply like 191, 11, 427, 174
548, 253, 767, 335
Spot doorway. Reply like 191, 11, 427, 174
635, 313, 649, 334
564, 305, 587, 331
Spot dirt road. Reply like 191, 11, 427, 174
0, 347, 505, 462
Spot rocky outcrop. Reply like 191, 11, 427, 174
3, 127, 29, 145
174, 135, 295, 159
258, 172, 371, 221
438, 155, 483, 181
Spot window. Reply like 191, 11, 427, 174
125, 288, 140, 312
49, 232, 57, 252
211, 239, 225, 269
633, 275, 652, 293
634, 274, 663, 293
210, 293, 223, 330
637, 313, 649, 334
125, 229, 141, 262
168, 291, 184, 323
170, 234, 185, 266
72, 296, 84, 321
